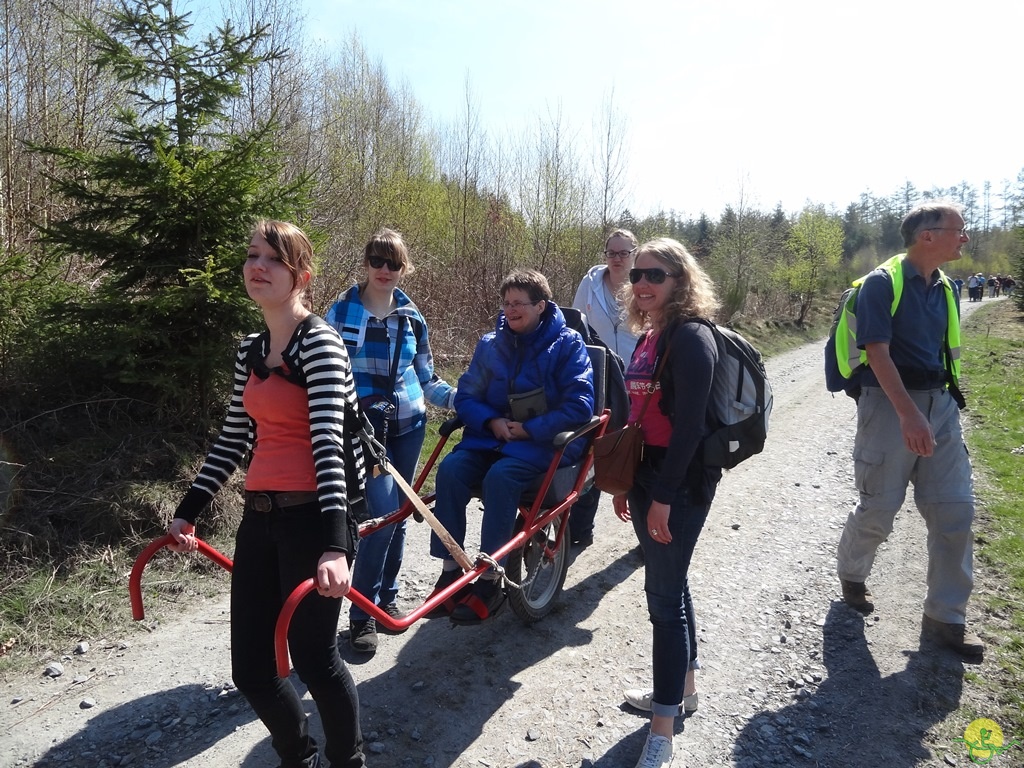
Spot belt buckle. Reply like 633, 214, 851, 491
251, 492, 273, 513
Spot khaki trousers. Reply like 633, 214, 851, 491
837, 386, 975, 623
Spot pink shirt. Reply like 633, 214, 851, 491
242, 371, 317, 491
625, 331, 674, 447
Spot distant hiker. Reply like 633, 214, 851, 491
614, 238, 724, 768
569, 228, 641, 548
967, 272, 982, 302
168, 220, 367, 768
835, 203, 983, 659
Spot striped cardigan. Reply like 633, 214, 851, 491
173, 315, 365, 555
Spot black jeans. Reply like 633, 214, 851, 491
231, 498, 365, 768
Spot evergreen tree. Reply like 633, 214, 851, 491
34, 0, 307, 426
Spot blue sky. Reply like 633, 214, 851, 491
301, 0, 1023, 219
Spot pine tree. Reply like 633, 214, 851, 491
34, 0, 308, 426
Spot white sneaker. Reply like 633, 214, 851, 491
634, 731, 674, 768
624, 688, 698, 714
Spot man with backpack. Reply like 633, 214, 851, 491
835, 203, 983, 658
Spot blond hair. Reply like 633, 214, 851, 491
625, 238, 720, 333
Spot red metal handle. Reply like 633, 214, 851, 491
129, 534, 233, 620
274, 579, 377, 678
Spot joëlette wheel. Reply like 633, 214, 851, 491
506, 514, 570, 623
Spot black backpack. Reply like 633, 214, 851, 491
657, 319, 773, 469
692, 319, 773, 469
561, 306, 630, 430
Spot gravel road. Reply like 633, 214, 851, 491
1, 298, 1005, 767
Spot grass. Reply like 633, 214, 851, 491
957, 299, 1024, 739
0, 537, 232, 675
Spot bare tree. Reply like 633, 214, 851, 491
514, 104, 591, 300
591, 87, 630, 234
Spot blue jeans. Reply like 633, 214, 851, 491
430, 449, 539, 565
349, 423, 425, 621
627, 461, 710, 719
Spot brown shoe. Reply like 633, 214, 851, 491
840, 579, 874, 613
921, 614, 985, 657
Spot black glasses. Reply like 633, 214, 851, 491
368, 254, 402, 271
629, 268, 679, 285
605, 248, 636, 260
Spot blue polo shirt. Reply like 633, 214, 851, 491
856, 257, 958, 387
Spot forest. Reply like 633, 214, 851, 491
2, 0, 1023, 571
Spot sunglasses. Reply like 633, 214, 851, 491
629, 267, 679, 285
368, 254, 402, 271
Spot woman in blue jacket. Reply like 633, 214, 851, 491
325, 229, 456, 653
429, 268, 594, 625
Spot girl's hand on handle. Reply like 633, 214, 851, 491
317, 551, 352, 598
168, 518, 197, 553
613, 494, 631, 522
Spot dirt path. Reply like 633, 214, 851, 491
1, 299, 1005, 768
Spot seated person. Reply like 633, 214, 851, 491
430, 269, 595, 625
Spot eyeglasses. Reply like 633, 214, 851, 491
368, 254, 402, 271
926, 227, 969, 236
629, 268, 680, 285
500, 300, 540, 311
605, 248, 636, 260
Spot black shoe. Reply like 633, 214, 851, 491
349, 618, 378, 653
283, 751, 322, 768
570, 532, 594, 549
377, 603, 408, 635
450, 578, 506, 626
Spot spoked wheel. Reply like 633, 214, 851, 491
506, 514, 570, 623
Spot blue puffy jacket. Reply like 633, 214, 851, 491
454, 301, 595, 470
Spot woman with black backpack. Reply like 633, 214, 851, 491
613, 238, 723, 768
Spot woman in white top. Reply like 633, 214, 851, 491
568, 229, 642, 546
572, 229, 641, 361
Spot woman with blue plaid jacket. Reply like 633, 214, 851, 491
325, 228, 456, 654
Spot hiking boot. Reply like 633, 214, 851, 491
349, 618, 378, 653
624, 688, 698, 715
921, 614, 985, 658
377, 603, 408, 635
634, 731, 674, 768
840, 579, 874, 613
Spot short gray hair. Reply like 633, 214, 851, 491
901, 202, 962, 247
